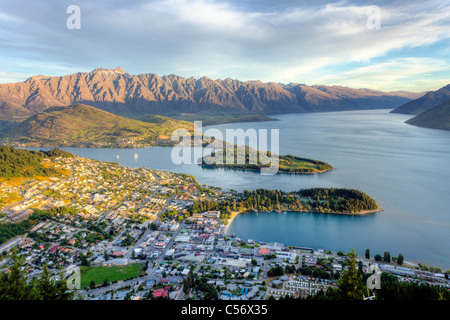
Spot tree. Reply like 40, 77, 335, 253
149, 223, 158, 231
374, 254, 382, 262
37, 265, 74, 300
0, 250, 74, 300
334, 249, 366, 300
365, 248, 370, 259
80, 253, 90, 267
267, 265, 284, 277
104, 249, 110, 261
397, 253, 404, 266
183, 271, 195, 294
0, 251, 39, 300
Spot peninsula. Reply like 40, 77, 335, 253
200, 148, 333, 174
190, 188, 382, 226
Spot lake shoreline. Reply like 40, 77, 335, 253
200, 164, 334, 175
224, 204, 383, 234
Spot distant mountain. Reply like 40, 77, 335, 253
405, 100, 450, 130
0, 67, 423, 124
391, 84, 450, 115
0, 104, 193, 148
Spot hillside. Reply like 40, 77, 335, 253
405, 100, 450, 130
0, 67, 423, 125
0, 146, 71, 178
0, 104, 194, 148
391, 84, 450, 115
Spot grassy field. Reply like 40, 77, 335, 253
80, 263, 145, 288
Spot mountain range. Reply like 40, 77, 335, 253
405, 100, 450, 130
390, 84, 450, 115
0, 67, 424, 125
389, 83, 450, 130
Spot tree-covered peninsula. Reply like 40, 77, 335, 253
200, 147, 333, 174
190, 188, 381, 222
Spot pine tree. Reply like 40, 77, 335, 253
0, 250, 74, 300
335, 249, 366, 300
397, 253, 404, 266
0, 251, 39, 300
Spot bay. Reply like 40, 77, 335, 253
33, 109, 450, 269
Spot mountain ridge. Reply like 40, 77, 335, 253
390, 84, 450, 115
405, 100, 450, 130
0, 67, 425, 123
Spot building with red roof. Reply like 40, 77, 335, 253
258, 247, 270, 256
49, 245, 59, 253
153, 288, 168, 299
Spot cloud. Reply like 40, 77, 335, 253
304, 57, 450, 90
0, 0, 449, 91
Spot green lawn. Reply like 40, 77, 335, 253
80, 263, 145, 288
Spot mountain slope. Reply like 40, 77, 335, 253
0, 68, 423, 123
391, 84, 450, 115
0, 147, 71, 178
405, 100, 450, 130
0, 104, 193, 148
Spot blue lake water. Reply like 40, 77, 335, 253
33, 109, 450, 269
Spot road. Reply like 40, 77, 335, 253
125, 193, 176, 261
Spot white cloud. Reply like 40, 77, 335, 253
0, 0, 449, 91
302, 57, 450, 91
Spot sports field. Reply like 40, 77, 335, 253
80, 263, 145, 288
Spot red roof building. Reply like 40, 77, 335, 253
258, 247, 270, 256
49, 245, 59, 253
153, 288, 168, 299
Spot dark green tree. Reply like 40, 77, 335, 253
37, 265, 74, 300
397, 253, 404, 266
384, 251, 391, 263
0, 250, 74, 300
334, 249, 366, 300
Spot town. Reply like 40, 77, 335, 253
0, 155, 449, 300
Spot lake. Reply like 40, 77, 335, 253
33, 109, 450, 270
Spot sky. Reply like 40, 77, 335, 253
0, 0, 449, 92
